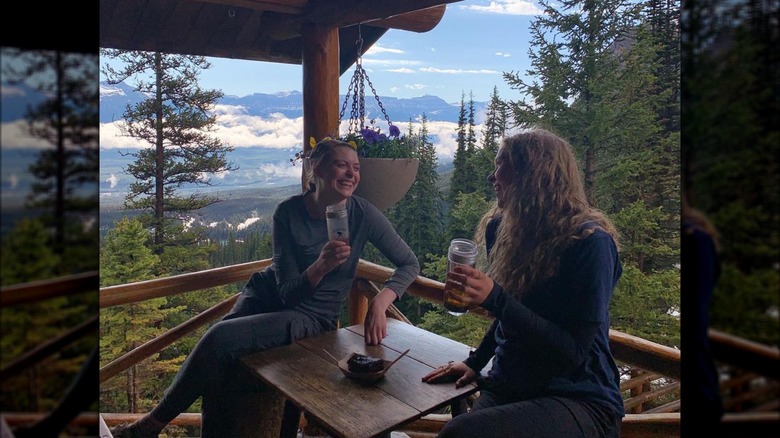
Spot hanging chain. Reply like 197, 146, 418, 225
337, 24, 394, 137
366, 71, 392, 127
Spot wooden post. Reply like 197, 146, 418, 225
301, 23, 368, 326
630, 368, 644, 414
301, 23, 340, 191
349, 286, 368, 326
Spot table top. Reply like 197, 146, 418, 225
241, 318, 478, 438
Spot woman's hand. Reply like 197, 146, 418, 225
448, 264, 494, 308
422, 361, 476, 388
364, 288, 397, 345
306, 240, 350, 287
318, 240, 351, 272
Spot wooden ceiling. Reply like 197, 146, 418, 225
100, 0, 462, 74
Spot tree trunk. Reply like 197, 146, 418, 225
55, 50, 65, 252
154, 52, 165, 250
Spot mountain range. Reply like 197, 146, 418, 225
4, 80, 468, 235
99, 81, 486, 125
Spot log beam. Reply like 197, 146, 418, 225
301, 1, 458, 29
301, 23, 340, 190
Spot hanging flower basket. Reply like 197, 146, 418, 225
353, 157, 419, 211
294, 26, 418, 211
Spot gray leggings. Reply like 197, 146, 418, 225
149, 275, 327, 435
439, 392, 621, 438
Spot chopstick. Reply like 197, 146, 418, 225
322, 348, 340, 363
385, 348, 410, 371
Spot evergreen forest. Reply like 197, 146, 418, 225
2, 0, 776, 435
0, 47, 100, 436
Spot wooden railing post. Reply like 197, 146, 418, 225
348, 287, 368, 326
630, 368, 644, 414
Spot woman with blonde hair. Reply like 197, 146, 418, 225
424, 129, 624, 437
114, 139, 419, 437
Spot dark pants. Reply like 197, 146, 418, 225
150, 271, 327, 437
439, 391, 621, 438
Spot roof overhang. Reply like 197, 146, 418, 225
99, 0, 462, 74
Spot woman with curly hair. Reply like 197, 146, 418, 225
114, 139, 419, 437
423, 128, 624, 437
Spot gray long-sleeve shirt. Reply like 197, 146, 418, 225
269, 193, 419, 323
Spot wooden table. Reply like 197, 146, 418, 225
241, 318, 478, 438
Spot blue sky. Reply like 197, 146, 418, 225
95, 1, 545, 153
105, 0, 543, 104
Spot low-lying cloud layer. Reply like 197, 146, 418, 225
99, 107, 470, 163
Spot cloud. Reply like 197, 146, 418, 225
258, 162, 301, 180
99, 121, 147, 149
385, 68, 415, 74
365, 44, 404, 55
1, 120, 55, 149
1, 84, 26, 97
106, 174, 119, 188
7, 174, 19, 190
389, 87, 400, 94
101, 107, 304, 150
198, 170, 230, 182
495, 52, 512, 57
461, 0, 544, 15
419, 67, 500, 74
361, 59, 421, 67
96, 107, 496, 174
424, 120, 460, 159
405, 84, 427, 90
214, 110, 303, 149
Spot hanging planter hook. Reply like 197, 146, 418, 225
338, 23, 393, 138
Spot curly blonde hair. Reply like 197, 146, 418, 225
475, 129, 619, 299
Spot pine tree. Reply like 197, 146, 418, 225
448, 92, 470, 207
504, 0, 646, 201
100, 50, 237, 255
477, 86, 508, 200
0, 218, 87, 412
463, 92, 480, 195
391, 114, 444, 263
1, 49, 99, 258
388, 115, 445, 323
447, 92, 483, 241
681, 0, 779, 345
99, 217, 186, 413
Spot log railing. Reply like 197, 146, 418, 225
0, 270, 99, 308
0, 271, 100, 437
94, 258, 780, 437
0, 271, 99, 381
98, 259, 681, 381
95, 258, 696, 437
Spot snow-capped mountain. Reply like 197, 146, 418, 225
98, 81, 484, 125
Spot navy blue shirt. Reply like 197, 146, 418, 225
464, 217, 625, 417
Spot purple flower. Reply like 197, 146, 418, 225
378, 133, 388, 143
360, 128, 379, 144
388, 124, 401, 138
